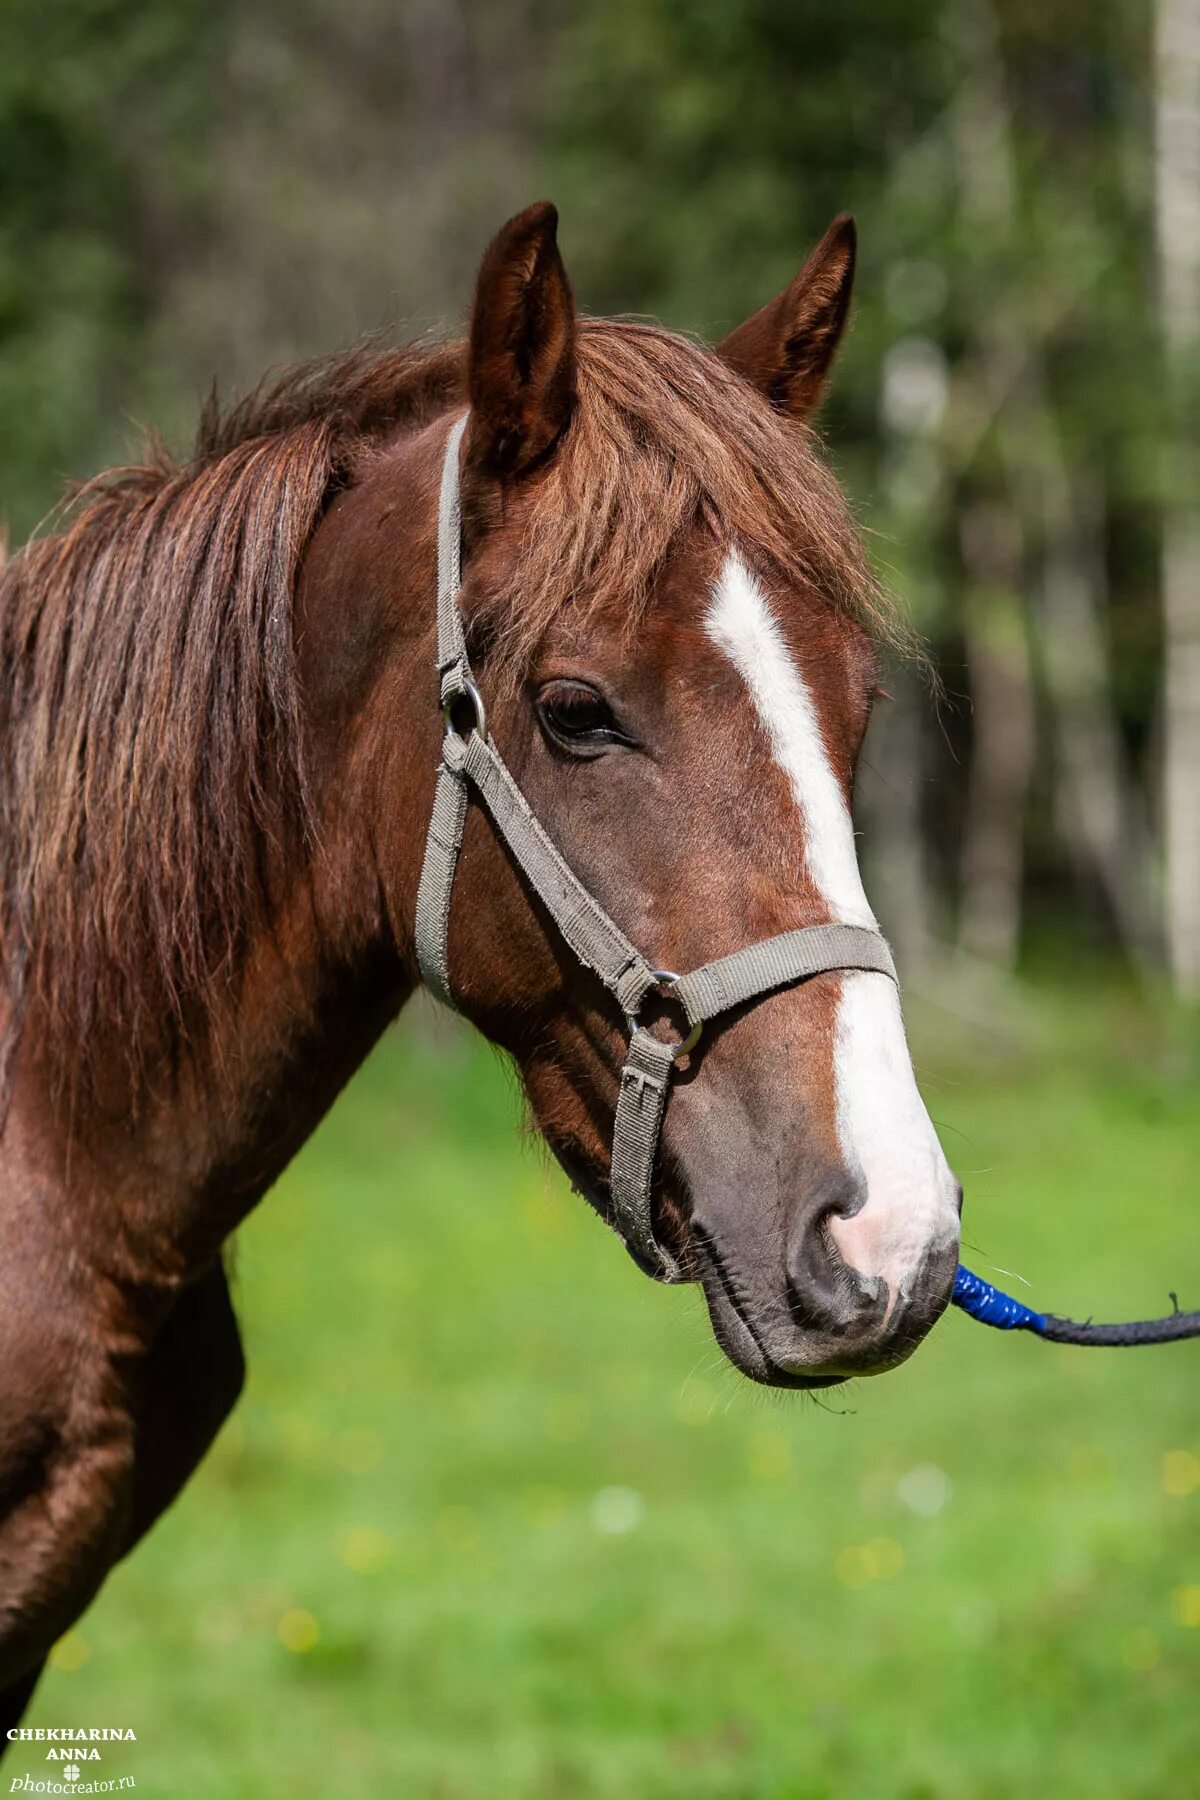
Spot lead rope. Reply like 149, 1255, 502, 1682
952, 1265, 1200, 1346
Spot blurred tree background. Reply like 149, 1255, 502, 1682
2, 0, 1197, 989
2, 5, 1200, 1795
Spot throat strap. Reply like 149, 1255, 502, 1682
415, 415, 899, 1282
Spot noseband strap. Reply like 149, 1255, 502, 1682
415, 416, 897, 1282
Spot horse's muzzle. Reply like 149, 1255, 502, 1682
691, 1220, 959, 1388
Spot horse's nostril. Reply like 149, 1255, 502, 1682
821, 1183, 868, 1224
785, 1179, 882, 1335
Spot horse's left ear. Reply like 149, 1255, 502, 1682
467, 200, 577, 476
717, 214, 857, 421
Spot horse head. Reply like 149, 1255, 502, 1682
307, 202, 961, 1387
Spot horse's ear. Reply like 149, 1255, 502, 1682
717, 214, 857, 421
467, 201, 577, 476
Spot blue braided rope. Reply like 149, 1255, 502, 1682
952, 1265, 1200, 1346
952, 1266, 1045, 1332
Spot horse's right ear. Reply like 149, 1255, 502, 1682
467, 202, 577, 477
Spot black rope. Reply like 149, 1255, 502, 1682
952, 1265, 1200, 1345
1037, 1308, 1200, 1347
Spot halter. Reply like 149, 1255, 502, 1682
414, 416, 898, 1280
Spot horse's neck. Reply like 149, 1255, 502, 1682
180, 421, 439, 1253
2, 879, 415, 1310
2, 421, 438, 1313
181, 892, 414, 1260
5, 692, 426, 1317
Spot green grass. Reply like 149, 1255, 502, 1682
21, 975, 1200, 1798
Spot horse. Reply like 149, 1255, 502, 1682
0, 200, 961, 1728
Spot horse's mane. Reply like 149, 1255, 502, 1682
0, 321, 895, 1106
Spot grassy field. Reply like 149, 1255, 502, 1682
21, 972, 1200, 1799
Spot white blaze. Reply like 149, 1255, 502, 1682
705, 551, 959, 1298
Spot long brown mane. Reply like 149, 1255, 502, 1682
0, 322, 891, 1105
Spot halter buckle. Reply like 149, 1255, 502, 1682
624, 968, 703, 1064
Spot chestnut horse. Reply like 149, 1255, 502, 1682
0, 202, 960, 1726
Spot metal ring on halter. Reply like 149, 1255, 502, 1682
624, 968, 703, 1063
442, 678, 487, 742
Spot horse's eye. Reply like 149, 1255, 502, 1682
536, 680, 629, 752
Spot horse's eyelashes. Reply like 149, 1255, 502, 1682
552, 691, 607, 729
536, 680, 630, 752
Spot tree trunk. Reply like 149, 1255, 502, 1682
958, 502, 1035, 965
857, 664, 936, 973
1156, 0, 1200, 997
952, 0, 1163, 977
1027, 464, 1162, 972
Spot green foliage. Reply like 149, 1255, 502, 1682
538, 0, 1171, 801
23, 987, 1200, 1796
0, 0, 216, 535
540, 0, 945, 323
0, 0, 1187, 958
